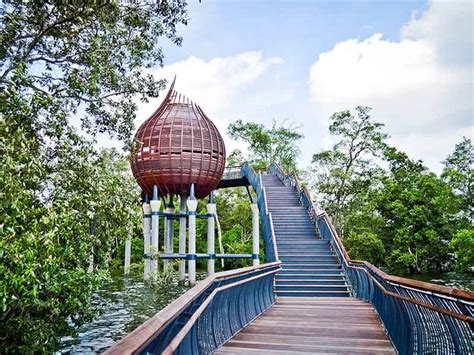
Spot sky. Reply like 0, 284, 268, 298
133, 0, 473, 174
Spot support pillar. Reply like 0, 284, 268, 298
164, 196, 175, 272
187, 184, 198, 286
143, 197, 152, 279
150, 186, 161, 275
251, 203, 260, 266
179, 196, 187, 282
207, 192, 216, 276
124, 236, 131, 275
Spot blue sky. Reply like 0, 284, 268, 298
134, 0, 472, 174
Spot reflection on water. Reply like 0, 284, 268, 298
409, 272, 473, 291
56, 268, 189, 354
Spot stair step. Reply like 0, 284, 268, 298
275, 290, 351, 297
274, 285, 349, 291
275, 279, 347, 285
276, 273, 345, 279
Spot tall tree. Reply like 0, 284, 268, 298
442, 137, 473, 223
0, 1, 188, 351
372, 147, 459, 274
228, 119, 303, 172
1, 1, 188, 145
311, 106, 388, 232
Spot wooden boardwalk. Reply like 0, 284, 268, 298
215, 297, 395, 354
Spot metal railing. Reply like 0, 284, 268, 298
105, 262, 281, 355
241, 163, 279, 262
269, 163, 473, 354
317, 212, 474, 354
162, 267, 279, 354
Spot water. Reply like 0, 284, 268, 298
409, 272, 474, 291
56, 268, 188, 354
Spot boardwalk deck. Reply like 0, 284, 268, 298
215, 297, 396, 354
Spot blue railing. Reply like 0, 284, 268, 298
161, 267, 279, 354
317, 212, 474, 355
268, 162, 473, 354
241, 163, 279, 262
105, 262, 281, 354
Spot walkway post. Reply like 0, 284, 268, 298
150, 185, 161, 275
207, 191, 216, 276
142, 195, 151, 279
178, 196, 187, 282
164, 196, 175, 272
251, 202, 260, 266
124, 236, 131, 275
187, 184, 198, 286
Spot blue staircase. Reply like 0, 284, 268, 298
262, 174, 351, 297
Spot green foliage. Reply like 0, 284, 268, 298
311, 106, 387, 231
442, 137, 473, 223
450, 230, 474, 273
228, 119, 303, 172
310, 107, 469, 276
343, 232, 385, 265
1, 111, 140, 351
0, 1, 188, 351
0, 1, 188, 145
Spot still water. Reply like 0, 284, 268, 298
408, 271, 473, 291
56, 268, 189, 354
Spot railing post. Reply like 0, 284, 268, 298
179, 195, 187, 282
187, 184, 198, 286
207, 191, 216, 276
164, 196, 174, 272
251, 202, 260, 266
142, 195, 151, 280
150, 185, 161, 275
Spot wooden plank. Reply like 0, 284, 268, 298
218, 297, 396, 354
222, 340, 396, 354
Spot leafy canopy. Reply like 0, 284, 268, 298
228, 119, 303, 172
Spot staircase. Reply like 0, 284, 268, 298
262, 174, 350, 297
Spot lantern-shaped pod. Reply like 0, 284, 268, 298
130, 79, 226, 199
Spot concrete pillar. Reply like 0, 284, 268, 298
164, 197, 175, 272
207, 192, 216, 276
251, 203, 260, 266
143, 198, 152, 279
187, 184, 198, 286
150, 185, 161, 275
124, 237, 131, 275
179, 196, 187, 282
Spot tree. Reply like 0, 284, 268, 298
343, 232, 385, 265
0, 1, 188, 351
228, 119, 303, 172
373, 147, 459, 274
311, 106, 388, 232
1, 1, 188, 145
442, 137, 473, 223
450, 229, 474, 273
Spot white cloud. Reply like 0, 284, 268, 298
309, 0, 473, 174
135, 51, 283, 156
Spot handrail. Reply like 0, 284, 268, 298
267, 162, 473, 354
162, 268, 280, 354
241, 163, 279, 262
319, 211, 474, 302
105, 261, 281, 355
268, 211, 279, 261
317, 211, 474, 354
